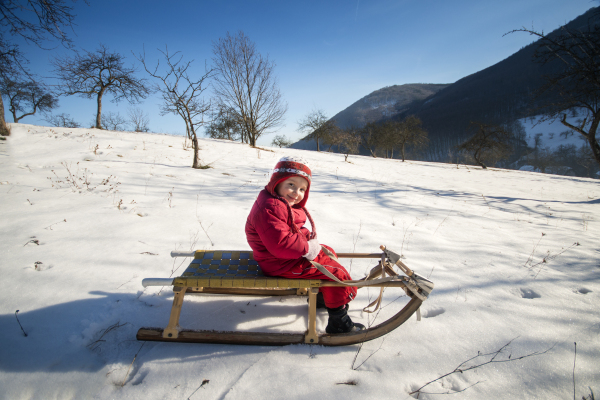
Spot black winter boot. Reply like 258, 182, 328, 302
316, 292, 326, 309
325, 305, 365, 334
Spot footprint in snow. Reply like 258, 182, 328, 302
519, 288, 541, 299
33, 261, 52, 271
575, 288, 592, 294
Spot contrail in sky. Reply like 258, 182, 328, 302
355, 0, 360, 21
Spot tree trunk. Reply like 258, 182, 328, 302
14, 105, 38, 123
190, 122, 200, 168
474, 150, 487, 169
192, 134, 200, 168
0, 94, 10, 136
184, 118, 190, 140
96, 91, 104, 129
561, 113, 600, 169
585, 119, 600, 169
316, 137, 320, 152
249, 132, 256, 147
401, 143, 406, 162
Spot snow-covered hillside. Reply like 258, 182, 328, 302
0, 124, 598, 400
520, 114, 589, 151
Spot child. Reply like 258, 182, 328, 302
245, 156, 365, 334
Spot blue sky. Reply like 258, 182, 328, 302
10, 0, 598, 145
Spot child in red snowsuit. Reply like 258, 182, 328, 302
245, 156, 364, 334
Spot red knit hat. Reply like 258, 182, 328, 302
266, 156, 312, 208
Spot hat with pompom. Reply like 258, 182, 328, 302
266, 156, 312, 208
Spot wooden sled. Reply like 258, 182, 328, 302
137, 246, 434, 346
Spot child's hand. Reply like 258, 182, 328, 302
303, 239, 321, 261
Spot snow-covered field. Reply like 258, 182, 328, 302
0, 123, 598, 400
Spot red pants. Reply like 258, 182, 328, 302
276, 245, 358, 309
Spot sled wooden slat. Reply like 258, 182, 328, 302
137, 328, 307, 345
185, 287, 301, 296
138, 247, 432, 346
174, 250, 321, 289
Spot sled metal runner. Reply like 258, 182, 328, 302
137, 246, 434, 346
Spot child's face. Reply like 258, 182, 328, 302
275, 176, 308, 206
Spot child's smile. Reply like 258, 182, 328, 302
276, 176, 308, 206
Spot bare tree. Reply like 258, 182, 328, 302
44, 112, 80, 128
138, 47, 213, 168
100, 111, 127, 131
358, 122, 381, 157
205, 106, 243, 141
576, 143, 598, 177
528, 146, 555, 173
53, 44, 150, 129
271, 134, 292, 148
505, 119, 529, 163
456, 122, 512, 169
390, 115, 429, 162
509, 16, 600, 169
1, 78, 58, 122
127, 107, 150, 132
0, 0, 83, 136
329, 126, 361, 162
212, 31, 287, 147
297, 109, 336, 151
374, 121, 395, 158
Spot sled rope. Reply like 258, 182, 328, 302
309, 246, 429, 313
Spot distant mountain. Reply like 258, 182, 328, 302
399, 6, 599, 160
329, 84, 449, 129
290, 84, 449, 151
291, 7, 599, 161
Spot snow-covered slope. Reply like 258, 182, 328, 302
1, 124, 598, 399
520, 114, 589, 150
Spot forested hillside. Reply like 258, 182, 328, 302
292, 7, 599, 178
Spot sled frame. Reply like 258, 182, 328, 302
137, 248, 432, 346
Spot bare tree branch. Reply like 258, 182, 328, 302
456, 122, 513, 169
297, 109, 335, 151
0, 0, 86, 136
410, 337, 553, 397
508, 18, 600, 169
212, 31, 287, 147
271, 134, 292, 148
53, 44, 150, 129
1, 77, 58, 122
127, 107, 150, 132
386, 115, 429, 161
137, 46, 213, 168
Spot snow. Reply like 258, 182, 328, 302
1, 123, 599, 399
519, 165, 537, 172
520, 114, 589, 151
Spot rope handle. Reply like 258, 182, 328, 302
309, 246, 428, 313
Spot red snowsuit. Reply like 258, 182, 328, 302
245, 189, 357, 309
